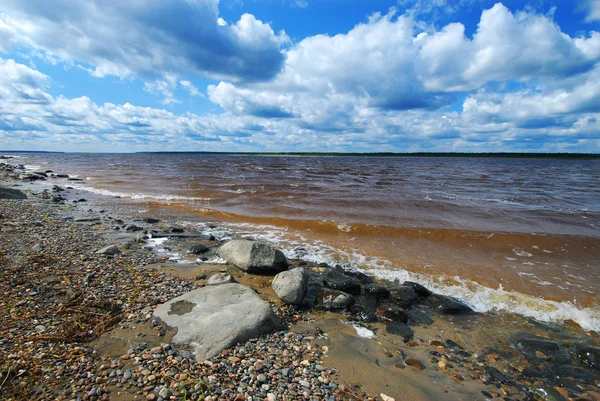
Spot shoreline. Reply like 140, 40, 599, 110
1, 160, 600, 401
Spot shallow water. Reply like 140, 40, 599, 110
7, 152, 600, 331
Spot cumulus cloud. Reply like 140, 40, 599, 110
0, 0, 288, 83
584, 0, 600, 22
2, 3, 600, 153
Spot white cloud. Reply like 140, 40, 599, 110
584, 0, 600, 22
2, 3, 600, 153
180, 80, 204, 97
0, 0, 288, 84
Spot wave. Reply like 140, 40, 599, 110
69, 184, 212, 202
366, 268, 600, 332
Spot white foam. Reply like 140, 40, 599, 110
366, 267, 600, 332
350, 323, 376, 339
68, 184, 211, 202
196, 256, 227, 264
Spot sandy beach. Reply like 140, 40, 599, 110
1, 160, 600, 401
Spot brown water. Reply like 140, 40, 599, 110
10, 153, 600, 331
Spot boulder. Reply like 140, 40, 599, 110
389, 285, 418, 308
403, 281, 432, 297
153, 283, 282, 361
19, 173, 45, 181
321, 289, 355, 310
385, 322, 414, 341
301, 271, 324, 308
349, 304, 378, 323
377, 305, 409, 323
318, 268, 361, 295
0, 187, 27, 199
423, 294, 473, 314
95, 245, 121, 256
207, 273, 235, 286
125, 224, 144, 232
216, 240, 288, 275
143, 217, 161, 224
364, 283, 390, 300
272, 268, 309, 305
345, 270, 374, 284
189, 244, 210, 255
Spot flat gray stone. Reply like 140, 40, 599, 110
216, 240, 288, 275
154, 283, 282, 361
272, 268, 308, 305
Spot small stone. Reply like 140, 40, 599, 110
124, 370, 132, 380
380, 394, 395, 401
299, 380, 310, 388
405, 358, 424, 370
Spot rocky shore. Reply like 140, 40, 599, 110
1, 160, 600, 401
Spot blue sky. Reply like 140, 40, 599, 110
0, 0, 599, 152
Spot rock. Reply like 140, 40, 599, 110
484, 366, 511, 385
380, 394, 395, 401
171, 226, 184, 233
389, 285, 418, 308
189, 244, 210, 255
403, 281, 432, 297
56, 174, 69, 178
407, 310, 434, 326
532, 387, 568, 401
216, 240, 288, 275
513, 333, 571, 363
349, 304, 379, 323
52, 185, 65, 192
345, 270, 374, 284
405, 358, 424, 370
19, 173, 45, 181
377, 305, 409, 323
423, 294, 473, 314
207, 273, 235, 286
577, 345, 600, 369
272, 268, 309, 305
321, 289, 355, 310
301, 271, 325, 308
153, 283, 283, 361
143, 217, 160, 224
364, 283, 390, 300
318, 268, 361, 295
125, 224, 144, 232
95, 245, 121, 256
385, 322, 414, 341
0, 187, 27, 199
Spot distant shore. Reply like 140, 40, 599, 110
2, 151, 599, 159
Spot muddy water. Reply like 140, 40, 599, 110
8, 152, 600, 331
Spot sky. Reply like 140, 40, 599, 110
0, 0, 599, 153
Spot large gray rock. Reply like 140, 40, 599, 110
272, 268, 309, 305
216, 240, 288, 274
0, 187, 27, 199
154, 283, 282, 361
